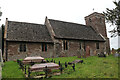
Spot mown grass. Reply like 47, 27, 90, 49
2, 55, 119, 78
2, 61, 25, 78
47, 55, 119, 78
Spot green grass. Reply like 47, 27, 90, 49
47, 55, 119, 78
2, 55, 119, 78
2, 61, 25, 78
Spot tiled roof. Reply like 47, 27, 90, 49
49, 19, 105, 41
6, 21, 53, 43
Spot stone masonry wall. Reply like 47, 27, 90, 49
6, 42, 54, 61
85, 12, 107, 37
85, 12, 110, 54
5, 40, 105, 61
55, 39, 105, 57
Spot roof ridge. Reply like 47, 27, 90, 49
48, 19, 105, 41
48, 19, 87, 27
8, 20, 44, 26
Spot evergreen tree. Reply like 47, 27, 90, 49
103, 0, 120, 37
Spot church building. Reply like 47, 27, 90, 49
3, 12, 110, 61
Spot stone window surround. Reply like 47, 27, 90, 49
41, 43, 47, 52
96, 42, 99, 49
63, 40, 69, 51
19, 43, 26, 52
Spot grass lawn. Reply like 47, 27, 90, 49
2, 61, 25, 78
2, 55, 119, 78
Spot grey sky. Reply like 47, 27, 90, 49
0, 0, 118, 49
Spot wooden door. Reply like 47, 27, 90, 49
86, 46, 90, 57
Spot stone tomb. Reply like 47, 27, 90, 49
30, 63, 59, 72
22, 56, 44, 64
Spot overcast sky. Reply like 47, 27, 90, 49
0, 0, 119, 49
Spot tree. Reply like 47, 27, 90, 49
117, 48, 120, 53
103, 0, 120, 37
0, 7, 2, 20
1, 24, 4, 55
0, 7, 2, 55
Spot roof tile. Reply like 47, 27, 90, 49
49, 19, 105, 41
6, 21, 53, 43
